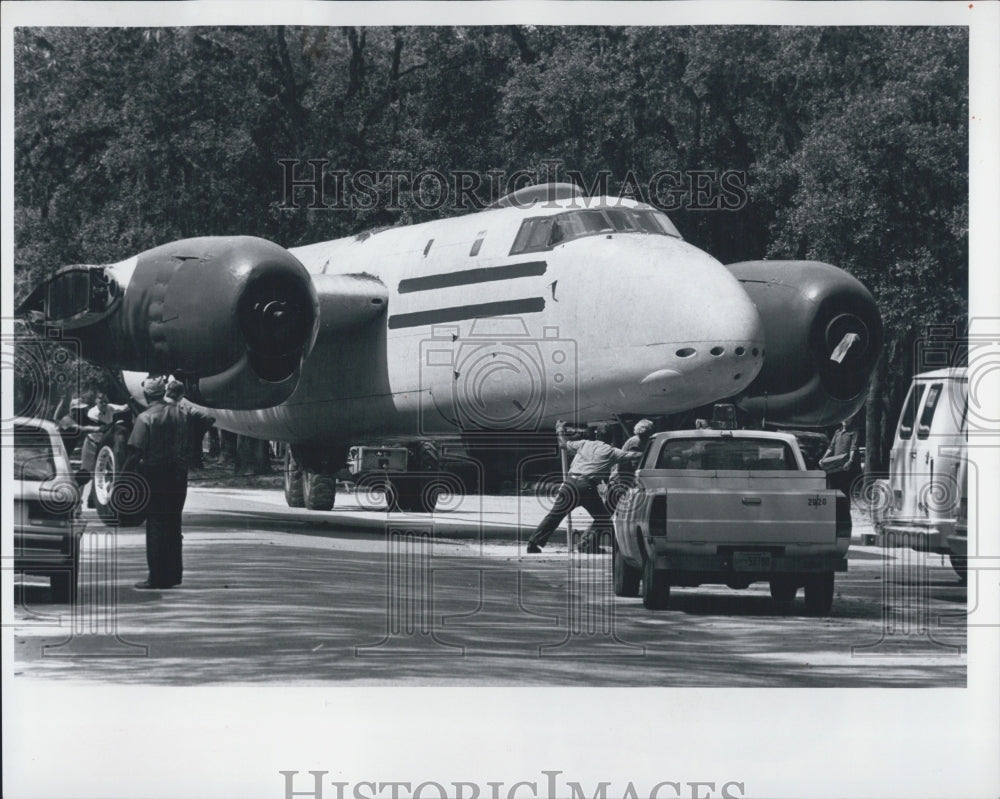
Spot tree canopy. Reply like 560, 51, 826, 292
13, 25, 968, 463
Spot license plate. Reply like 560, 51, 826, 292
733, 551, 772, 571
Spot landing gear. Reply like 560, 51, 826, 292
283, 448, 304, 508
303, 472, 336, 511
284, 444, 345, 511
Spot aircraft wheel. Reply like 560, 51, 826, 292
303, 471, 336, 511
94, 424, 148, 528
641, 555, 670, 610
769, 574, 799, 602
283, 448, 305, 508
613, 548, 641, 597
804, 572, 835, 616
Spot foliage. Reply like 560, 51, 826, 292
13, 26, 969, 463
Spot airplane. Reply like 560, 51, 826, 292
18, 181, 883, 521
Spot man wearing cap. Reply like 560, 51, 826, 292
527, 421, 641, 555
606, 419, 655, 514
125, 376, 192, 590
165, 378, 215, 469
80, 390, 130, 507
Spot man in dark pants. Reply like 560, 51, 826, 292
527, 421, 641, 554
125, 376, 192, 590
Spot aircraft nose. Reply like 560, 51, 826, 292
611, 238, 765, 410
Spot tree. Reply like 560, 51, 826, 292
13, 26, 968, 470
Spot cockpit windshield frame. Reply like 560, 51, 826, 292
509, 207, 682, 256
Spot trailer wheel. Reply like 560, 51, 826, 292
949, 553, 967, 584
283, 448, 305, 508
613, 548, 641, 597
641, 556, 670, 610
388, 475, 454, 514
303, 472, 336, 511
804, 572, 835, 616
390, 478, 426, 513
769, 575, 798, 602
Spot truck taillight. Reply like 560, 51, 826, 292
836, 495, 852, 539
650, 494, 667, 537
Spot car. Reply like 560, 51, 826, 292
13, 417, 84, 602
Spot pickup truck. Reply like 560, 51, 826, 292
612, 429, 851, 615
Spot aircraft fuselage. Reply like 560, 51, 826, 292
117, 194, 765, 445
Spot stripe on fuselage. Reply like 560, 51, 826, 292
387, 297, 546, 329
397, 260, 547, 294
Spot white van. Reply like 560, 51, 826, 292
872, 367, 967, 580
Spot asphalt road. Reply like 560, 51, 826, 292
12, 486, 967, 686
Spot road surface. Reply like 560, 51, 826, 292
12, 485, 967, 686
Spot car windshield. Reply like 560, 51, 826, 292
14, 425, 57, 481
511, 207, 681, 255
655, 438, 797, 470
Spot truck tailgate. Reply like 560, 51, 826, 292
658, 472, 837, 545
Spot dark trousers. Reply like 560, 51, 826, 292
529, 474, 611, 549
145, 466, 188, 587
827, 467, 860, 497
604, 473, 636, 514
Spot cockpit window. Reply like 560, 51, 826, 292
47, 271, 91, 319
510, 207, 682, 255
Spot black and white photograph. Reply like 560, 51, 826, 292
3, 2, 998, 798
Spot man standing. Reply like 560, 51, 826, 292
80, 390, 130, 507
125, 376, 192, 590
165, 378, 215, 468
527, 421, 641, 554
820, 418, 860, 496
606, 419, 655, 513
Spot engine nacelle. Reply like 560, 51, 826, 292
725, 260, 883, 427
18, 236, 319, 410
